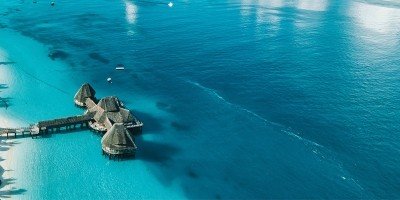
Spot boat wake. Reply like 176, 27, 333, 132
187, 81, 273, 123
186, 79, 367, 193
186, 80, 324, 147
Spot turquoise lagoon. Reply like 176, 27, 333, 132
0, 0, 400, 199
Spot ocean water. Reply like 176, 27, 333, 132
0, 0, 400, 199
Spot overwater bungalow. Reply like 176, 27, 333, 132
101, 123, 137, 158
88, 96, 142, 133
2, 83, 142, 159
74, 83, 96, 107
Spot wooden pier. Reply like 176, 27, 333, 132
0, 112, 95, 138
0, 126, 36, 138
37, 112, 94, 134
0, 83, 144, 160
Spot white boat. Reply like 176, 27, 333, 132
107, 77, 112, 83
115, 64, 125, 70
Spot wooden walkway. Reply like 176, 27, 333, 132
0, 126, 37, 138
37, 112, 95, 134
0, 112, 96, 138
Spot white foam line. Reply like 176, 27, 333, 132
186, 80, 325, 148
176, 79, 367, 194
188, 81, 271, 122
282, 129, 323, 148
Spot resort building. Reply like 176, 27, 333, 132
74, 83, 96, 107
2, 83, 143, 159
101, 123, 137, 158
74, 83, 143, 158
74, 83, 143, 133
87, 96, 142, 133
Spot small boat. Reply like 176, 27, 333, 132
115, 64, 125, 70
168, 2, 173, 7
107, 77, 112, 83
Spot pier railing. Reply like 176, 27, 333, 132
0, 112, 96, 138
37, 112, 95, 134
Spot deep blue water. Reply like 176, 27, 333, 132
1, 0, 400, 199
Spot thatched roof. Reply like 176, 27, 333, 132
101, 123, 137, 154
92, 96, 134, 123
94, 106, 134, 124
85, 98, 97, 109
93, 108, 106, 123
74, 83, 96, 105
106, 108, 135, 123
97, 96, 122, 112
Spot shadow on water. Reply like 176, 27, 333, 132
0, 140, 27, 198
0, 62, 15, 66
0, 97, 11, 109
134, 111, 164, 133
0, 84, 10, 109
0, 187, 27, 199
155, 101, 193, 131
156, 101, 175, 113
135, 137, 180, 164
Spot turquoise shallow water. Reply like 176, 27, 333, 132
1, 0, 400, 199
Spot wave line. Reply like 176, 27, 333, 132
186, 80, 324, 148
